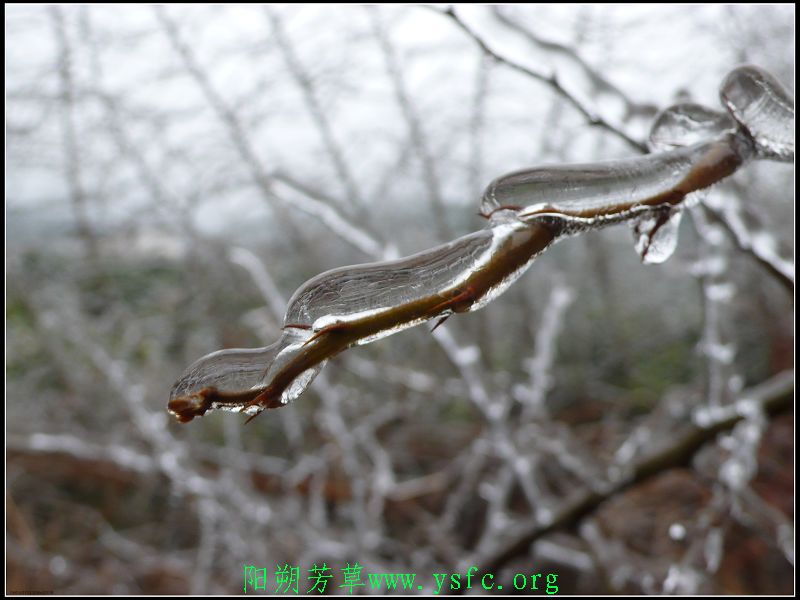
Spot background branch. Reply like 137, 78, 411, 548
482, 369, 794, 574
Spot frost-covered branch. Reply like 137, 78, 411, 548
491, 6, 658, 123
370, 8, 452, 240
265, 7, 365, 218
703, 199, 794, 293
480, 368, 793, 574
50, 6, 98, 259
155, 7, 388, 263
436, 6, 649, 152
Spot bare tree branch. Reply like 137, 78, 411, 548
491, 6, 658, 121
49, 6, 98, 258
480, 369, 794, 574
265, 7, 366, 218
436, 6, 649, 153
370, 8, 452, 240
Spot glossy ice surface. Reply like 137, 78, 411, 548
720, 65, 794, 162
169, 64, 794, 423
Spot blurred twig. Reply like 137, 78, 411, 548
370, 8, 452, 240
265, 8, 367, 219
480, 369, 794, 574
491, 6, 658, 121
437, 6, 649, 153
49, 6, 98, 259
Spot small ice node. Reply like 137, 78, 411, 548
727, 374, 744, 394
693, 405, 728, 427
689, 255, 727, 278
720, 460, 749, 490
486, 401, 505, 422
738, 420, 764, 445
50, 555, 68, 576
669, 522, 686, 541
456, 345, 480, 365
735, 397, 761, 419
752, 231, 778, 255
703, 224, 728, 247
536, 507, 554, 527
703, 342, 736, 365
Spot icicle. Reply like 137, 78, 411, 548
720, 65, 794, 162
279, 362, 328, 405
629, 208, 683, 264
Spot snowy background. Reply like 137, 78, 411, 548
6, 5, 794, 594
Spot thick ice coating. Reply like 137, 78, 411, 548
169, 64, 793, 424
485, 135, 746, 224
720, 65, 794, 162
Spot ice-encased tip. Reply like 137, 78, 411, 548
720, 65, 794, 162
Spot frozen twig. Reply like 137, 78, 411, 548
170, 64, 793, 423
437, 6, 649, 152
265, 8, 366, 217
491, 6, 658, 122
480, 369, 793, 574
702, 198, 794, 293
49, 6, 98, 259
370, 8, 452, 240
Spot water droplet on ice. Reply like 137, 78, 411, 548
630, 209, 682, 264
649, 103, 735, 152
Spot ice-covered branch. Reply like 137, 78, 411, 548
265, 7, 365, 217
370, 9, 452, 240
50, 6, 98, 259
156, 7, 388, 263
490, 6, 658, 124
168, 65, 793, 424
479, 369, 793, 574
